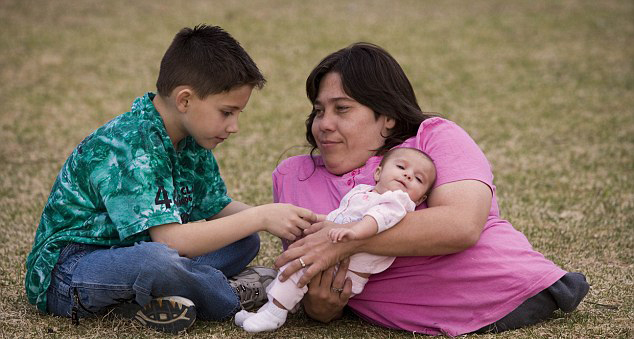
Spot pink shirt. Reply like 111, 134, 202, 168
273, 117, 566, 336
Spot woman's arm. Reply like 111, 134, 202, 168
276, 179, 492, 286
275, 180, 491, 323
360, 179, 492, 255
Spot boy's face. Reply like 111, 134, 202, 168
180, 85, 253, 150
373, 149, 436, 205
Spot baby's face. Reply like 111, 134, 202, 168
374, 149, 436, 205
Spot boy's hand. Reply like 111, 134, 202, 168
255, 203, 318, 241
304, 220, 339, 236
328, 228, 356, 243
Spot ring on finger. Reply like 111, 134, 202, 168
331, 287, 343, 293
299, 257, 306, 268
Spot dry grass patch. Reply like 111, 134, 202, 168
1, 0, 632, 338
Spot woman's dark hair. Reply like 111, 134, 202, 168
156, 24, 266, 98
305, 42, 433, 156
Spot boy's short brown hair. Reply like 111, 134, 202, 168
156, 24, 266, 98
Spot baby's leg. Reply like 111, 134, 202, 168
347, 270, 370, 295
237, 264, 308, 332
349, 270, 370, 278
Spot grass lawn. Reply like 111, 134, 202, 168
1, 0, 632, 338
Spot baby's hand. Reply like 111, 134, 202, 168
255, 203, 317, 242
328, 228, 356, 243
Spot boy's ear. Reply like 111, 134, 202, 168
374, 166, 382, 182
175, 88, 193, 113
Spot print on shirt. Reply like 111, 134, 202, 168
154, 185, 193, 209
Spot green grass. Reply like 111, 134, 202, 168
1, 0, 632, 338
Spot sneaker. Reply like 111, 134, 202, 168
229, 266, 277, 311
115, 296, 196, 334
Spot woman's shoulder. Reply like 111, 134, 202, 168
398, 117, 468, 150
274, 154, 323, 179
277, 154, 315, 170
402, 117, 474, 147
419, 116, 462, 134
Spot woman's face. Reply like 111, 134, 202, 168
311, 72, 394, 175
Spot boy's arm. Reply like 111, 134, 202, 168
150, 208, 260, 258
206, 200, 252, 220
150, 203, 317, 258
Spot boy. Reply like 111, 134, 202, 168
25, 24, 317, 333
236, 148, 436, 332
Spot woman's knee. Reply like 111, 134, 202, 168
475, 289, 558, 334
548, 272, 590, 313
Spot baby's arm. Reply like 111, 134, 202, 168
364, 190, 415, 233
328, 215, 378, 243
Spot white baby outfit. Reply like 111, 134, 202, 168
268, 184, 415, 309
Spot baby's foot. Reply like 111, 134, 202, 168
242, 304, 288, 333
234, 309, 255, 327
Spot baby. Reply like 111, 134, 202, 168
236, 147, 437, 332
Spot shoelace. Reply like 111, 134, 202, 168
234, 282, 263, 307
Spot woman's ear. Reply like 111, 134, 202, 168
175, 88, 193, 113
374, 166, 382, 182
385, 117, 396, 130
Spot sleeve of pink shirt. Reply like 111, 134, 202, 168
364, 190, 416, 233
414, 117, 493, 191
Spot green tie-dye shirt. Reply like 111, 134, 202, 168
25, 93, 231, 312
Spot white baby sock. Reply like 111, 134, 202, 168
234, 309, 255, 327
234, 300, 272, 327
242, 301, 288, 333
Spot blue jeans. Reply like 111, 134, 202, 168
46, 233, 260, 322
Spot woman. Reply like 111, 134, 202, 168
272, 43, 589, 336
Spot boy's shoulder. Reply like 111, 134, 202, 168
79, 93, 167, 156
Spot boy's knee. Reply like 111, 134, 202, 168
242, 233, 260, 253
135, 241, 178, 258
238, 233, 260, 264
134, 242, 184, 271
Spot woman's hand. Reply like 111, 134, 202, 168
252, 203, 318, 242
302, 258, 353, 323
275, 224, 359, 287
273, 221, 358, 323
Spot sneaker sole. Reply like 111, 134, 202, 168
134, 296, 196, 333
